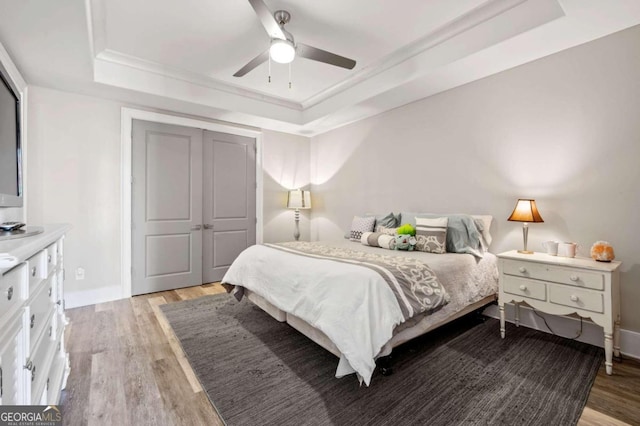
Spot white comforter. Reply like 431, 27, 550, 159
222, 244, 405, 386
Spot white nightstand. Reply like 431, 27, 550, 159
498, 250, 622, 375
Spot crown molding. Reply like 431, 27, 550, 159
85, 0, 555, 117
300, 0, 528, 109
95, 49, 302, 110
83, 0, 566, 132
301, 0, 565, 124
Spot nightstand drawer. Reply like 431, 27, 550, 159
503, 276, 546, 301
549, 286, 603, 314
502, 260, 604, 290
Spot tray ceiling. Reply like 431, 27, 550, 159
1, 0, 640, 135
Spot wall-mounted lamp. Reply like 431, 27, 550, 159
508, 199, 544, 254
287, 189, 311, 241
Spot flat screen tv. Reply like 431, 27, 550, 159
0, 60, 22, 208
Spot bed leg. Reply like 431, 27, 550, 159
376, 355, 393, 376
473, 308, 487, 323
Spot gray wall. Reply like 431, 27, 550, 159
26, 86, 310, 305
262, 129, 311, 243
310, 25, 640, 331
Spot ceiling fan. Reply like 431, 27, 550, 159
233, 0, 357, 77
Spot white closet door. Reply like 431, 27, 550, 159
132, 120, 203, 295
202, 131, 256, 283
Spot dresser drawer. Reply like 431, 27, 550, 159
502, 276, 547, 301
549, 286, 604, 314
29, 312, 56, 403
502, 260, 604, 290
29, 279, 55, 351
46, 243, 58, 275
56, 269, 64, 309
56, 238, 64, 263
0, 263, 27, 323
27, 250, 48, 296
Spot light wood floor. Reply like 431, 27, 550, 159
61, 284, 640, 426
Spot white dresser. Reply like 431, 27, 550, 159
498, 250, 621, 375
0, 224, 71, 405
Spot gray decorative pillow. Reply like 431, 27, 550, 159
350, 216, 376, 241
361, 232, 396, 250
361, 232, 383, 247
415, 217, 448, 254
371, 212, 398, 229
375, 225, 398, 235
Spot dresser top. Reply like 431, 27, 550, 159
0, 223, 71, 273
498, 250, 622, 272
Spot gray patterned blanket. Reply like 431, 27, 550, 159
266, 242, 449, 320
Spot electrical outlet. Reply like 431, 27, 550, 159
75, 267, 85, 280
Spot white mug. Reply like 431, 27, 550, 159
542, 240, 559, 256
558, 242, 578, 258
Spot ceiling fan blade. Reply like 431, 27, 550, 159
248, 0, 286, 40
233, 49, 269, 77
296, 43, 356, 70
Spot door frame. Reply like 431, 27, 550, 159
120, 107, 263, 299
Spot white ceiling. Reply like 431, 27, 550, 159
102, 0, 487, 103
1, 0, 640, 136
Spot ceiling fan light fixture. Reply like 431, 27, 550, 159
270, 39, 295, 64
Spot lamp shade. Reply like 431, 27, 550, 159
287, 189, 311, 209
508, 199, 544, 223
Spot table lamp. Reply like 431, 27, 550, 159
508, 199, 544, 254
287, 189, 311, 241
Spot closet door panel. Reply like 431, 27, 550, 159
132, 120, 203, 295
203, 131, 256, 283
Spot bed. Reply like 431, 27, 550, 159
222, 235, 499, 386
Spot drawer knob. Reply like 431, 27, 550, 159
31, 266, 37, 277
30, 314, 35, 329
7, 286, 13, 301
519, 284, 527, 291
48, 287, 52, 297
518, 267, 527, 273
570, 295, 579, 302
49, 325, 52, 337
570, 274, 579, 282
31, 365, 36, 382
48, 254, 52, 263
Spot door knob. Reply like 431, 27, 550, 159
191, 225, 202, 231
203, 224, 214, 230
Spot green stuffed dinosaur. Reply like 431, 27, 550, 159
395, 223, 417, 251
396, 223, 416, 236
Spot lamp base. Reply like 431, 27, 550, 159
517, 250, 534, 254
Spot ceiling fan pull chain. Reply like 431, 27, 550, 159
289, 62, 292, 89
268, 54, 271, 83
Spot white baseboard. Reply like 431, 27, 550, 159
64, 285, 123, 309
484, 303, 640, 360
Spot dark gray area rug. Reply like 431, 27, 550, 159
160, 294, 602, 426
